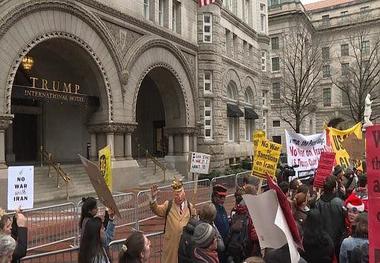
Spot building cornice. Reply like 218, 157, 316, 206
221, 56, 258, 77
221, 9, 258, 41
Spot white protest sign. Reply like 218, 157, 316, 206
8, 166, 34, 210
285, 130, 328, 180
190, 152, 211, 174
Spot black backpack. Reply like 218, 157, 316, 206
226, 213, 250, 262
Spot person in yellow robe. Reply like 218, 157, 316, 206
150, 178, 196, 263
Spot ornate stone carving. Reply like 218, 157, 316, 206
88, 122, 130, 133
0, 115, 13, 130
164, 127, 197, 136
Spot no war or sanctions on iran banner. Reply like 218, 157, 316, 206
252, 138, 281, 178
365, 125, 380, 263
285, 130, 328, 180
8, 166, 34, 210
253, 130, 266, 157
326, 122, 363, 170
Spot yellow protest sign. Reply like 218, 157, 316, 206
99, 145, 112, 191
252, 138, 281, 178
253, 130, 266, 157
326, 122, 363, 170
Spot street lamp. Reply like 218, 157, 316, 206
21, 55, 34, 70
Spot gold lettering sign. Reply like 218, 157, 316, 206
30, 77, 80, 94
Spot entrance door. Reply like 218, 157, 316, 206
153, 121, 166, 157
13, 113, 38, 162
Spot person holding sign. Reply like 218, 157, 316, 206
0, 208, 27, 263
149, 178, 196, 263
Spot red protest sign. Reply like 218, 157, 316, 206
313, 151, 336, 189
365, 125, 380, 263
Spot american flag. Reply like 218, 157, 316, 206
199, 0, 216, 7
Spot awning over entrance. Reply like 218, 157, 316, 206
244, 107, 259, 119
227, 104, 244, 118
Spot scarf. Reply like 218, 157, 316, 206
193, 247, 219, 263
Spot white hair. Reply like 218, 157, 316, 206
0, 234, 16, 261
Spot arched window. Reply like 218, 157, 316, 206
244, 87, 254, 104
227, 81, 238, 100
226, 81, 242, 142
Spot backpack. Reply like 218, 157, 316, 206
164, 199, 192, 233
226, 213, 250, 262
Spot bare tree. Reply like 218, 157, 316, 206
274, 25, 323, 133
331, 27, 380, 123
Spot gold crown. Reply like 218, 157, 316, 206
171, 177, 184, 192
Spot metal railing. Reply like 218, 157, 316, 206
145, 150, 167, 181
40, 146, 71, 200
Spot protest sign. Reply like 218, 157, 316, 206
79, 155, 121, 218
190, 152, 211, 174
243, 190, 300, 263
285, 130, 327, 180
341, 133, 365, 161
365, 125, 380, 263
99, 145, 112, 191
313, 152, 336, 189
7, 166, 34, 210
252, 138, 281, 178
253, 130, 266, 157
326, 122, 363, 170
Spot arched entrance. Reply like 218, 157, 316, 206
7, 38, 106, 163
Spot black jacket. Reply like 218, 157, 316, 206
178, 217, 198, 263
302, 232, 335, 263
11, 216, 28, 263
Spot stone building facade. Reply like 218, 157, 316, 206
0, 0, 268, 205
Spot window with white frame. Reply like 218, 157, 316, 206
262, 110, 268, 133
203, 14, 212, 43
245, 119, 254, 141
261, 51, 267, 71
172, 0, 181, 33
204, 99, 213, 139
322, 64, 331, 78
204, 71, 212, 93
323, 87, 331, 107
143, 0, 149, 19
245, 88, 253, 104
260, 3, 267, 33
272, 82, 280, 100
227, 82, 239, 142
271, 37, 279, 50
272, 57, 280, 72
361, 40, 370, 55
262, 90, 268, 106
341, 44, 349, 56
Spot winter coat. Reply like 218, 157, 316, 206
213, 203, 229, 241
302, 231, 335, 263
150, 200, 196, 263
11, 218, 27, 263
339, 237, 368, 263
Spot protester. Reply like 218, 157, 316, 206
293, 184, 310, 232
343, 193, 365, 238
301, 209, 334, 263
340, 213, 368, 263
279, 181, 290, 198
78, 212, 115, 263
289, 178, 302, 199
79, 197, 98, 235
198, 203, 225, 255
353, 175, 368, 211
264, 244, 307, 263
178, 217, 199, 263
333, 165, 347, 199
192, 222, 219, 263
315, 176, 345, 260
150, 178, 196, 263
211, 184, 229, 242
0, 234, 16, 263
0, 208, 27, 263
119, 231, 151, 263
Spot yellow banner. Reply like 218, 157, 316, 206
252, 138, 281, 178
253, 130, 266, 157
99, 145, 112, 191
326, 122, 363, 170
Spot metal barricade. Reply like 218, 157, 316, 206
109, 231, 164, 262
21, 247, 78, 263
135, 179, 211, 230
18, 202, 78, 251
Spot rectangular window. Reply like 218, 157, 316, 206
260, 14, 266, 32
262, 91, 268, 106
203, 14, 212, 43
261, 51, 267, 71
204, 71, 212, 93
342, 90, 349, 106
204, 99, 213, 139
243, 0, 250, 23
228, 117, 238, 142
233, 34, 238, 58
271, 37, 279, 50
341, 63, 349, 76
322, 47, 330, 60
272, 82, 280, 100
260, 3, 266, 12
322, 64, 330, 78
262, 110, 268, 134
270, 0, 279, 5
245, 119, 254, 141
272, 136, 281, 144
273, 120, 281, 127
224, 0, 232, 10
172, 1, 181, 33
143, 0, 149, 19
322, 15, 330, 26
159, 0, 164, 26
341, 44, 349, 56
272, 57, 280, 72
362, 40, 370, 55
249, 44, 253, 65
323, 88, 331, 107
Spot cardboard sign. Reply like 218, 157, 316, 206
341, 133, 365, 161
99, 145, 112, 191
79, 155, 121, 218
190, 152, 211, 174
285, 130, 328, 180
365, 125, 380, 263
326, 122, 363, 170
7, 166, 34, 210
252, 139, 281, 178
253, 130, 266, 157
313, 152, 336, 189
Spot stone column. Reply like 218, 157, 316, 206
90, 133, 97, 160
193, 135, 198, 152
124, 123, 137, 160
183, 134, 190, 154
106, 133, 114, 157
168, 135, 174, 155
5, 124, 15, 163
0, 115, 13, 168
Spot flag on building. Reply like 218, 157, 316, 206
199, 0, 216, 7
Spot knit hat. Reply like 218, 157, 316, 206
345, 193, 365, 212
192, 223, 215, 248
333, 165, 343, 176
213, 184, 228, 196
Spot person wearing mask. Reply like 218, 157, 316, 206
118, 231, 151, 263
192, 222, 219, 263
0, 234, 16, 263
211, 184, 229, 243
150, 178, 196, 263
0, 208, 27, 263
78, 212, 115, 263
340, 213, 368, 263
